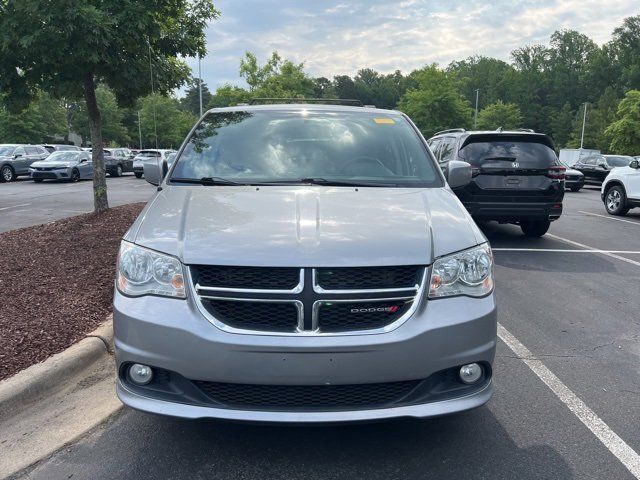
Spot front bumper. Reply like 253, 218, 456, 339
565, 177, 585, 189
30, 169, 69, 180
114, 290, 497, 422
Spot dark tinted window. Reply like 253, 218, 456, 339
459, 136, 558, 169
171, 110, 441, 187
605, 156, 632, 167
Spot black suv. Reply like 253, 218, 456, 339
427, 129, 565, 237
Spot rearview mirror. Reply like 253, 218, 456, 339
143, 157, 163, 186
598, 162, 607, 168
630, 159, 639, 169
446, 160, 472, 189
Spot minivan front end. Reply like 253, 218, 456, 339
113, 105, 497, 422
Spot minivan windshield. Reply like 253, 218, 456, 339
459, 137, 558, 169
170, 110, 441, 187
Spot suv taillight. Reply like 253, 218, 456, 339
547, 166, 566, 180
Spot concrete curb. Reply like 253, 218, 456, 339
0, 315, 113, 422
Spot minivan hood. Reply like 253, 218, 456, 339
128, 186, 485, 267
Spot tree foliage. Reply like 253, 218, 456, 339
476, 101, 523, 130
397, 65, 472, 136
605, 90, 640, 155
71, 85, 130, 146
139, 94, 197, 149
0, 92, 67, 143
0, 0, 219, 212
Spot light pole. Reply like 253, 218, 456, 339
137, 111, 142, 150
580, 102, 588, 149
474, 89, 480, 129
198, 55, 203, 118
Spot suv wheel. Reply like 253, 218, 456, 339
570, 186, 581, 192
70, 169, 80, 182
605, 186, 629, 216
1, 165, 15, 182
134, 172, 143, 179
114, 164, 123, 177
520, 220, 550, 237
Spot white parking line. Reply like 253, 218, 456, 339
547, 233, 640, 268
493, 248, 640, 254
0, 203, 30, 211
498, 323, 640, 478
579, 211, 640, 226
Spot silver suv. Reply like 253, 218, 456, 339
114, 103, 497, 422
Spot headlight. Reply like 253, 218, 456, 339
429, 243, 493, 299
116, 241, 185, 298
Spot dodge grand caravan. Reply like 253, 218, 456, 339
114, 103, 497, 422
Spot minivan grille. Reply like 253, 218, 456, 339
191, 266, 425, 335
194, 379, 421, 410
202, 299, 300, 333
316, 266, 420, 290
194, 265, 300, 290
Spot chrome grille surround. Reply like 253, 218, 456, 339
190, 266, 427, 336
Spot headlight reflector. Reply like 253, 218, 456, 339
117, 241, 185, 298
429, 244, 493, 298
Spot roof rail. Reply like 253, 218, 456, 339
495, 127, 503, 132
516, 128, 535, 132
248, 98, 364, 106
433, 128, 466, 136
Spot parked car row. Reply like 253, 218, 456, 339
0, 144, 171, 183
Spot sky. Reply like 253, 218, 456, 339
185, 0, 639, 91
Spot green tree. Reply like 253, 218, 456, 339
447, 56, 514, 111
568, 88, 620, 150
398, 65, 472, 137
0, 91, 67, 143
0, 0, 218, 212
605, 90, 640, 155
239, 51, 314, 98
476, 101, 523, 130
208, 84, 251, 108
549, 103, 575, 148
71, 85, 129, 146
609, 15, 640, 90
139, 94, 197, 149
181, 80, 213, 116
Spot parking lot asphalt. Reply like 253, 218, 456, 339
0, 175, 156, 233
15, 186, 640, 480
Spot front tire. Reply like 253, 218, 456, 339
1, 165, 15, 182
521, 220, 550, 237
70, 169, 80, 182
570, 186, 581, 192
134, 172, 143, 179
605, 186, 629, 216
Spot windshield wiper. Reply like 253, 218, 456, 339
261, 177, 400, 187
171, 177, 244, 186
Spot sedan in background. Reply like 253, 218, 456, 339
29, 150, 92, 182
574, 154, 634, 185
559, 160, 585, 192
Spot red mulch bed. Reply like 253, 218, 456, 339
0, 203, 145, 381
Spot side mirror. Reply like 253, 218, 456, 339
14, 154, 22, 158
598, 162, 607, 168
630, 160, 639, 169
446, 160, 472, 189
143, 157, 163, 186
80, 158, 87, 163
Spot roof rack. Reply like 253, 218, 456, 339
248, 98, 364, 106
433, 128, 466, 136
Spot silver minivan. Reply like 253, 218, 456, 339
114, 103, 497, 423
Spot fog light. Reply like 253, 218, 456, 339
459, 363, 482, 384
128, 363, 153, 385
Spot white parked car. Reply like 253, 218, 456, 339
132, 149, 176, 178
601, 158, 640, 215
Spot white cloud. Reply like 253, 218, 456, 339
186, 0, 638, 91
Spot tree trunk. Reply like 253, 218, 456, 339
83, 72, 109, 213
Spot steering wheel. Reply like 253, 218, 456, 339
340, 156, 393, 176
